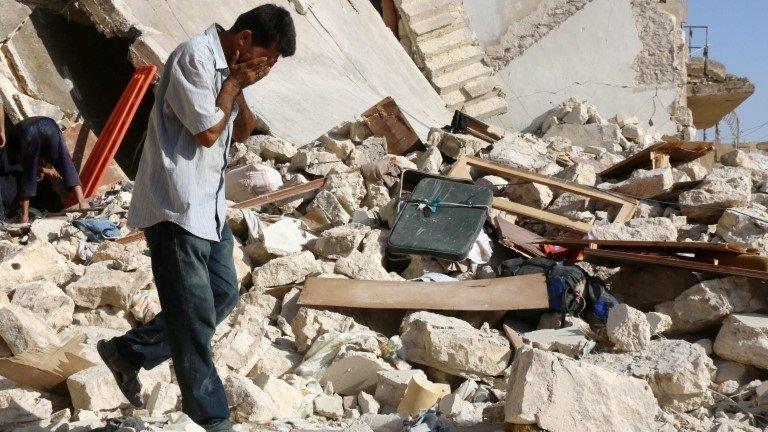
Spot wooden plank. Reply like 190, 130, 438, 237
540, 238, 758, 254
582, 249, 768, 280
0, 334, 96, 390
493, 198, 593, 233
496, 216, 546, 257
599, 140, 713, 179
458, 156, 637, 207
298, 275, 549, 311
232, 177, 326, 210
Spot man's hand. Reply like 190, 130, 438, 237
37, 166, 61, 181
227, 51, 271, 89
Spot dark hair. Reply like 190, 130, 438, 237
231, 4, 296, 57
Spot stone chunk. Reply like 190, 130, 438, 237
488, 134, 550, 171
314, 394, 344, 420
714, 313, 768, 369
253, 373, 304, 419
607, 304, 651, 352
680, 167, 752, 223
374, 369, 427, 409
555, 164, 597, 186
259, 136, 297, 162
358, 391, 380, 414
64, 261, 152, 310
225, 374, 278, 423
505, 348, 658, 432
322, 352, 392, 395
67, 365, 128, 411
313, 224, 371, 259
400, 311, 511, 379
335, 250, 396, 281
251, 251, 321, 290
716, 205, 768, 250
0, 304, 60, 355
322, 171, 367, 215
0, 241, 73, 292
415, 146, 443, 174
146, 382, 181, 415
0, 387, 53, 428
609, 167, 673, 199
655, 277, 766, 334
543, 123, 628, 153
11, 281, 74, 331
291, 149, 347, 176
306, 190, 352, 227
213, 305, 266, 374
322, 134, 355, 160
645, 312, 672, 336
588, 217, 678, 241
435, 130, 490, 159
584, 339, 714, 411
349, 137, 387, 168
291, 307, 370, 352
247, 337, 301, 378
503, 183, 553, 209
522, 325, 590, 358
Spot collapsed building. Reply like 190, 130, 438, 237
0, 0, 765, 432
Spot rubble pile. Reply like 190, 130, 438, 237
3, 94, 768, 432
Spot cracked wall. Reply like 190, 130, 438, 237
464, 0, 690, 135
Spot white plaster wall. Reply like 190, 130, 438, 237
464, 0, 541, 46
466, 0, 680, 135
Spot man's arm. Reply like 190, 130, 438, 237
195, 51, 270, 147
232, 91, 258, 143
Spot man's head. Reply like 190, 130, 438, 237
229, 4, 296, 66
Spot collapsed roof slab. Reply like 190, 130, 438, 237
75, 0, 452, 145
688, 76, 755, 130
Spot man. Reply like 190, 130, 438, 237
96, 5, 296, 431
0, 107, 90, 222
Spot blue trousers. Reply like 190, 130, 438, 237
114, 221, 239, 426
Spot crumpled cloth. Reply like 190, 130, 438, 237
72, 218, 122, 242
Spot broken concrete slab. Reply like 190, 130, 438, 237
291, 307, 371, 353
607, 304, 651, 352
585, 339, 715, 412
679, 167, 752, 223
10, 281, 74, 331
0, 304, 60, 355
224, 373, 278, 423
67, 365, 128, 411
64, 261, 152, 310
321, 352, 393, 396
0, 241, 73, 292
655, 277, 767, 334
505, 348, 658, 432
400, 311, 511, 379
0, 387, 52, 429
588, 217, 678, 241
714, 313, 768, 370
251, 250, 322, 290
488, 133, 550, 171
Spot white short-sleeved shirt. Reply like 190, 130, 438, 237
128, 24, 238, 241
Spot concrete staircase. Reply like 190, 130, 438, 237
395, 0, 507, 120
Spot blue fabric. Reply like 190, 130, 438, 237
112, 221, 238, 427
72, 218, 122, 242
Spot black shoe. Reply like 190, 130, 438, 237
97, 339, 143, 407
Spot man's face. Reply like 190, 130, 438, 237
235, 30, 281, 67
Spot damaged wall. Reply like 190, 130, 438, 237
464, 0, 690, 135
72, 0, 452, 144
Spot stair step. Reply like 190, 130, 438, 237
433, 62, 494, 94
400, 0, 454, 23
418, 27, 476, 59
424, 44, 484, 76
462, 96, 509, 120
410, 12, 454, 36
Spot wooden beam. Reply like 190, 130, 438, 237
540, 238, 758, 254
232, 177, 326, 210
447, 156, 638, 231
493, 197, 592, 233
599, 140, 713, 179
582, 249, 768, 280
298, 275, 549, 311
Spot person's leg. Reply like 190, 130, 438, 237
111, 225, 239, 370
207, 224, 239, 321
